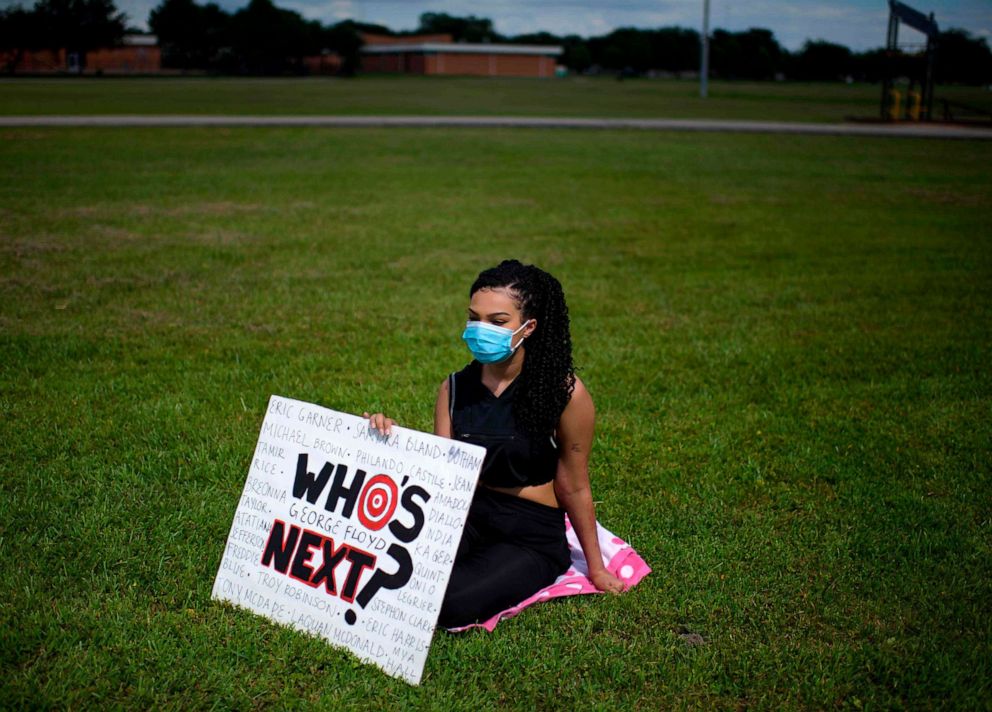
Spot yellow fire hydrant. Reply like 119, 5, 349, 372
905, 90, 922, 121
885, 88, 902, 121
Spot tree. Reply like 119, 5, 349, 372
224, 0, 316, 74
585, 27, 651, 72
560, 34, 591, 73
149, 0, 227, 69
709, 28, 785, 79
735, 28, 782, 79
0, 4, 46, 72
416, 12, 502, 43
508, 31, 560, 46
147, 0, 364, 75
791, 39, 853, 80
320, 19, 364, 76
34, 0, 127, 65
587, 27, 643, 72
585, 26, 782, 77
652, 27, 699, 74
852, 47, 918, 83
934, 28, 992, 85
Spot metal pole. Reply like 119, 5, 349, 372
700, 0, 710, 98
881, 3, 898, 119
924, 12, 936, 121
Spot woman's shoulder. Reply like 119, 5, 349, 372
451, 360, 479, 381
439, 360, 478, 392
565, 374, 593, 409
553, 374, 594, 439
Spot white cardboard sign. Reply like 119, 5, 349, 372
211, 394, 486, 685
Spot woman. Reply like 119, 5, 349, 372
364, 259, 625, 629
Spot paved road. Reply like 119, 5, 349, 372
2, 114, 990, 139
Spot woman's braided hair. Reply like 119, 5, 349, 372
469, 259, 576, 436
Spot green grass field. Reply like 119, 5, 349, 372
2, 123, 991, 708
1, 75, 991, 123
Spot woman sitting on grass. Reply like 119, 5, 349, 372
364, 259, 625, 628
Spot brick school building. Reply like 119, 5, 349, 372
1, 33, 161, 74
359, 32, 561, 78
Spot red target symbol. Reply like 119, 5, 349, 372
357, 474, 398, 531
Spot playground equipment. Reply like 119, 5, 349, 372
939, 99, 992, 125
880, 0, 938, 121
905, 88, 922, 121
884, 88, 901, 121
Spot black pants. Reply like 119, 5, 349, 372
437, 485, 571, 629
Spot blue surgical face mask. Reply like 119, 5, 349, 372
461, 319, 533, 364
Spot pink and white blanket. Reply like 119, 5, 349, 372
443, 515, 651, 633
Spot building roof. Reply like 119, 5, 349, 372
123, 34, 158, 46
361, 42, 562, 56
360, 32, 454, 45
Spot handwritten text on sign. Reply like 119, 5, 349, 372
211, 395, 486, 685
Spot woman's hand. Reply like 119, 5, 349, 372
590, 568, 626, 595
362, 411, 395, 436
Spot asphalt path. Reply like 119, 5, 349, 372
1, 114, 990, 139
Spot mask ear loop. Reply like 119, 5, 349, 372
510, 319, 533, 351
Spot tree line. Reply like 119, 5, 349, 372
2, 0, 990, 84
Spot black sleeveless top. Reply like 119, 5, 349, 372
448, 360, 560, 488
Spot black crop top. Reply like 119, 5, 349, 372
448, 360, 560, 488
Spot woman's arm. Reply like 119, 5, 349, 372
433, 377, 452, 438
553, 377, 626, 594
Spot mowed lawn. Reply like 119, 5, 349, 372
1, 75, 991, 123
1, 125, 990, 709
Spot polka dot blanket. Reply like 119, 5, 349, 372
443, 515, 651, 633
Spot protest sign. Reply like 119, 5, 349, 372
211, 394, 486, 685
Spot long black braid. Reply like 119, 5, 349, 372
469, 259, 577, 436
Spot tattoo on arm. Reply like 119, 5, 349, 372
570, 442, 582, 453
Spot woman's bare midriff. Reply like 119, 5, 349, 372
481, 480, 560, 509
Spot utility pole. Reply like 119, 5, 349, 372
700, 0, 710, 98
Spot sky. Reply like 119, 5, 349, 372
8, 0, 992, 52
